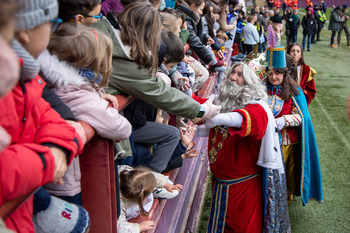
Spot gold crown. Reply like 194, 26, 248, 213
242, 52, 271, 80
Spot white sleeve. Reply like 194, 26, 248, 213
283, 114, 302, 127
117, 199, 140, 233
204, 112, 243, 128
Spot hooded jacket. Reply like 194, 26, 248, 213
177, 3, 212, 64
38, 50, 132, 197
1, 40, 83, 233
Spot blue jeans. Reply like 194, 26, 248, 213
293, 30, 298, 43
215, 66, 226, 84
302, 34, 311, 50
133, 121, 180, 172
331, 31, 337, 45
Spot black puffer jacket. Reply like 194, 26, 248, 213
302, 14, 316, 35
177, 3, 212, 65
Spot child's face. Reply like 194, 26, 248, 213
175, 18, 182, 36
163, 61, 179, 72
76, 4, 102, 26
191, 2, 205, 16
268, 69, 284, 86
18, 22, 51, 59
217, 37, 225, 45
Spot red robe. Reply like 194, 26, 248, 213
208, 103, 268, 233
298, 64, 316, 105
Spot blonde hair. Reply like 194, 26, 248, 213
160, 12, 179, 35
216, 30, 228, 42
119, 167, 157, 216
117, 1, 162, 74
48, 24, 112, 89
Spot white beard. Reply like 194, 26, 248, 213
215, 78, 253, 113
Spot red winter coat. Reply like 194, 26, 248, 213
0, 74, 83, 232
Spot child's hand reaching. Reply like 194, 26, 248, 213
164, 182, 183, 193
101, 93, 119, 109
180, 126, 196, 147
139, 220, 156, 232
181, 149, 199, 160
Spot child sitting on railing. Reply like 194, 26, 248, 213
39, 24, 132, 205
118, 166, 182, 233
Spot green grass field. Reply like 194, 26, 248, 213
198, 8, 350, 233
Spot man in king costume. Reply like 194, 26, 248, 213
198, 54, 290, 233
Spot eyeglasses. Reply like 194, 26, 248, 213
51, 17, 63, 33
74, 13, 103, 21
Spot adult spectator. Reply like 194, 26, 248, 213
328, 6, 344, 48
314, 4, 326, 42
337, 4, 350, 46
242, 15, 259, 54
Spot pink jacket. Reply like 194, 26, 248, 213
38, 50, 132, 196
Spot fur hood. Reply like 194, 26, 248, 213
38, 50, 90, 88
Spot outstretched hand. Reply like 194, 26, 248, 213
139, 221, 156, 232
181, 149, 199, 160
164, 182, 183, 192
180, 126, 196, 147
201, 95, 221, 120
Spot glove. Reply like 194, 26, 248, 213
204, 112, 243, 129
201, 95, 222, 120
275, 116, 286, 131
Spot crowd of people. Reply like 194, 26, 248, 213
0, 0, 329, 232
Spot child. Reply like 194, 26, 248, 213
176, 0, 212, 92
38, 24, 132, 204
118, 166, 183, 232
1, 0, 84, 231
211, 30, 228, 86
58, 0, 102, 25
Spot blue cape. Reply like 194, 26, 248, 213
292, 87, 323, 205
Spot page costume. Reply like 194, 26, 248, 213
267, 86, 323, 205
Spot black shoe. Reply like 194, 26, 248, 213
316, 39, 321, 41
311, 41, 316, 44
307, 50, 311, 52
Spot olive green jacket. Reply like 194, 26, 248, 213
91, 19, 201, 118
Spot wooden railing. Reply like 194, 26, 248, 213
0, 72, 220, 233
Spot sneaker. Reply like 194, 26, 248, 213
330, 44, 337, 48
165, 176, 174, 185
153, 188, 179, 199
307, 50, 311, 52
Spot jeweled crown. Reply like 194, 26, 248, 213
242, 53, 271, 80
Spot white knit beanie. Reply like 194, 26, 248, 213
15, 0, 58, 30
33, 195, 90, 233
